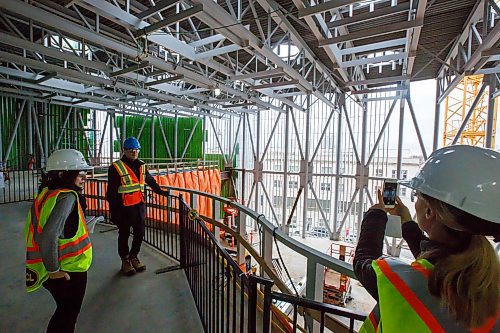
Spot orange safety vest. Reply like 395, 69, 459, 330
112, 160, 146, 206
359, 257, 499, 333
25, 188, 92, 292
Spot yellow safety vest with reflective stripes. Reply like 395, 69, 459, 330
25, 188, 92, 292
112, 160, 146, 206
358, 257, 499, 333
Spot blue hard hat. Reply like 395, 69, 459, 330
123, 137, 141, 149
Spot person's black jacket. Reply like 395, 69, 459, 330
106, 156, 168, 219
353, 209, 446, 301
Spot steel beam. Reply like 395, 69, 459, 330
137, 0, 180, 20
298, 0, 360, 18
327, 2, 411, 28
319, 20, 423, 46
135, 5, 203, 37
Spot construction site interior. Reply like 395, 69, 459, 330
0, 0, 498, 332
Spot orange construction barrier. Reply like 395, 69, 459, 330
85, 169, 221, 225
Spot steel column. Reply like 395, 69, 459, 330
27, 100, 33, 155
282, 107, 290, 228
332, 98, 343, 240
301, 95, 311, 238
433, 79, 441, 151
485, 74, 496, 148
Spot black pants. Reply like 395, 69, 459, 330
115, 203, 145, 259
43, 271, 87, 333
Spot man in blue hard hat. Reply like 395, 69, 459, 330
106, 137, 169, 276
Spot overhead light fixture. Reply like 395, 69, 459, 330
214, 85, 221, 97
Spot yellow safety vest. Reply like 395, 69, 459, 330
25, 188, 92, 292
112, 160, 146, 206
358, 257, 499, 332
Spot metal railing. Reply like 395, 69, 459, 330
0, 168, 41, 204
5, 175, 367, 332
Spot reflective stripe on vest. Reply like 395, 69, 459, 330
25, 188, 92, 292
112, 160, 145, 206
358, 305, 380, 333
360, 257, 498, 333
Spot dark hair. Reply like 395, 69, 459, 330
39, 170, 81, 192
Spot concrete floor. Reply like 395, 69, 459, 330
0, 201, 204, 333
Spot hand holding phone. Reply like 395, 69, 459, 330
382, 180, 398, 208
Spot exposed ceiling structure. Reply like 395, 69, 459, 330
0, 0, 498, 118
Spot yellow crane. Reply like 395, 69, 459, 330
443, 75, 497, 147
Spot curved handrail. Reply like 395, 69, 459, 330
164, 185, 355, 278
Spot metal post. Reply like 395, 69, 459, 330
433, 79, 441, 151
109, 112, 114, 163
43, 103, 49, 161
27, 100, 33, 155
73, 108, 78, 149
396, 91, 405, 181
121, 110, 126, 148
305, 259, 324, 332
237, 211, 247, 265
241, 113, 246, 205
93, 110, 97, 158
282, 106, 290, 229
202, 115, 206, 163
254, 111, 260, 222
174, 113, 178, 163
332, 99, 343, 239
357, 100, 368, 236
261, 226, 273, 279
485, 74, 496, 148
151, 115, 155, 164
302, 95, 311, 238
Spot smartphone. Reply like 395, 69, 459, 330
382, 180, 398, 208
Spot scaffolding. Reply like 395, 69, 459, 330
443, 75, 498, 147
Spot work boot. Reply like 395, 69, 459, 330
130, 256, 146, 272
121, 258, 136, 276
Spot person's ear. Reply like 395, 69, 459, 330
58, 171, 64, 179
425, 204, 436, 221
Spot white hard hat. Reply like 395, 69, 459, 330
46, 149, 93, 172
400, 145, 500, 224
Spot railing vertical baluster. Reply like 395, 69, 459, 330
262, 282, 272, 333
179, 194, 186, 269
232, 268, 236, 333
225, 261, 230, 333
247, 276, 257, 333
239, 279, 245, 333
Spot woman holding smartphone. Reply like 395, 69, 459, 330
25, 149, 93, 333
354, 145, 499, 332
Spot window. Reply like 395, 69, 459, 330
321, 135, 334, 149
320, 166, 333, 174
273, 163, 282, 171
288, 180, 298, 189
391, 169, 408, 180
273, 180, 282, 188
376, 168, 383, 177
400, 187, 407, 196
320, 182, 331, 191
288, 164, 299, 172
273, 196, 282, 207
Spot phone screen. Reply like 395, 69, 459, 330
383, 181, 398, 207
